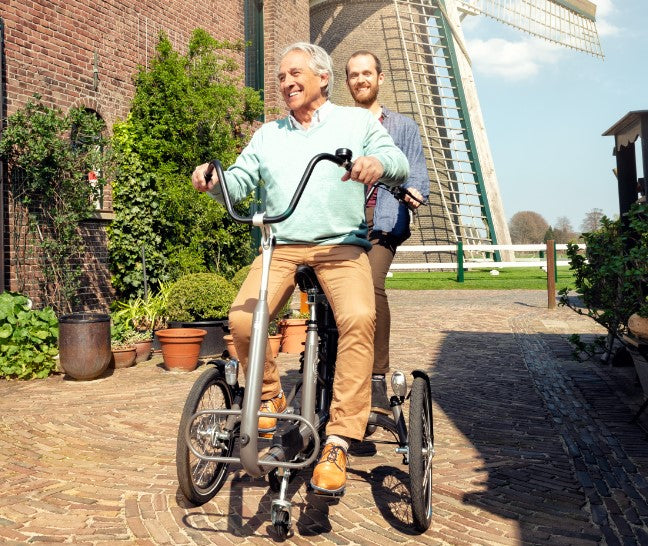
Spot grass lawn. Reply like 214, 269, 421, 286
385, 266, 576, 290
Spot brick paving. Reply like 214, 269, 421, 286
1, 289, 647, 545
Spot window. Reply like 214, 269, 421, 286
244, 0, 264, 101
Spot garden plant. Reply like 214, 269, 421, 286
559, 201, 648, 361
109, 29, 263, 299
0, 97, 111, 313
0, 292, 59, 380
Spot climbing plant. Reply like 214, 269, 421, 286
109, 29, 263, 299
0, 96, 110, 313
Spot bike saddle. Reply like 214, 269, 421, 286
295, 265, 323, 293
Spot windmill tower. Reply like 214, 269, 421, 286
311, 0, 602, 265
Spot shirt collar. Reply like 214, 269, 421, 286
289, 100, 333, 131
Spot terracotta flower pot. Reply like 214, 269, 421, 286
134, 339, 153, 363
280, 318, 308, 354
629, 313, 648, 340
269, 334, 282, 358
111, 346, 137, 369
223, 333, 281, 360
224, 334, 238, 359
155, 328, 207, 372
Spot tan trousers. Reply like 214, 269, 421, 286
366, 207, 399, 375
228, 244, 375, 441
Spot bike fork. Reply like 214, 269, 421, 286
270, 469, 292, 529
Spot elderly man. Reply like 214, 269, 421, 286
346, 50, 429, 414
192, 42, 408, 495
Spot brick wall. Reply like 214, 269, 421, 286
262, 0, 310, 120
2, 0, 305, 311
3, 0, 245, 126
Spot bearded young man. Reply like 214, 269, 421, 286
346, 51, 430, 414
192, 43, 409, 495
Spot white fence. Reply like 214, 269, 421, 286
390, 243, 586, 271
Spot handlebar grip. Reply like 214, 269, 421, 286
335, 148, 353, 171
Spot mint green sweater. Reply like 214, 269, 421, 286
209, 104, 409, 249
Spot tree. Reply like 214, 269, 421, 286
580, 208, 605, 233
108, 30, 263, 298
508, 211, 549, 243
543, 226, 555, 243
553, 216, 578, 244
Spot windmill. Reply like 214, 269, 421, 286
310, 0, 602, 265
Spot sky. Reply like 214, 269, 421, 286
460, 0, 648, 232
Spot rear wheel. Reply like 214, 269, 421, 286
408, 375, 434, 531
176, 366, 235, 504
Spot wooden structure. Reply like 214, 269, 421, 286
603, 111, 648, 218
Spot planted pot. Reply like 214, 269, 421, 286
134, 339, 153, 363
156, 328, 207, 372
280, 318, 308, 354
58, 313, 111, 380
223, 334, 237, 359
269, 334, 282, 358
628, 313, 648, 340
167, 320, 227, 357
111, 346, 137, 369
223, 333, 281, 360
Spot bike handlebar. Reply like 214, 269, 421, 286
204, 148, 353, 226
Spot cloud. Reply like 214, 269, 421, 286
594, 0, 621, 37
466, 37, 562, 81
595, 0, 614, 18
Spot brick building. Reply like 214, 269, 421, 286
0, 0, 309, 311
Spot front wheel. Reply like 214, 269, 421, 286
176, 366, 235, 505
408, 375, 434, 531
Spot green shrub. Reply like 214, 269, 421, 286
166, 273, 237, 322
0, 292, 59, 379
231, 264, 252, 290
560, 201, 648, 360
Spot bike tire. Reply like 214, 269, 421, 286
408, 375, 434, 531
176, 366, 235, 505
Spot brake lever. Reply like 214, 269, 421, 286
391, 186, 426, 206
366, 183, 427, 209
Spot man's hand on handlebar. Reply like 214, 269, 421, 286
192, 162, 216, 192
341, 156, 384, 186
403, 187, 424, 210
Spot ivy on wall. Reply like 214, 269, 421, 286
0, 96, 110, 313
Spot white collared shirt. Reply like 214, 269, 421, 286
288, 100, 333, 131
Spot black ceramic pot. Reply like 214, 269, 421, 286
165, 320, 228, 357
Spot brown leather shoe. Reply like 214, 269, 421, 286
310, 443, 347, 496
258, 391, 286, 433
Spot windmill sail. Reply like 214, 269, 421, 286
455, 0, 603, 57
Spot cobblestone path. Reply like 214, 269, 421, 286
1, 290, 647, 545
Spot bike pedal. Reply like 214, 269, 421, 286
258, 431, 273, 439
